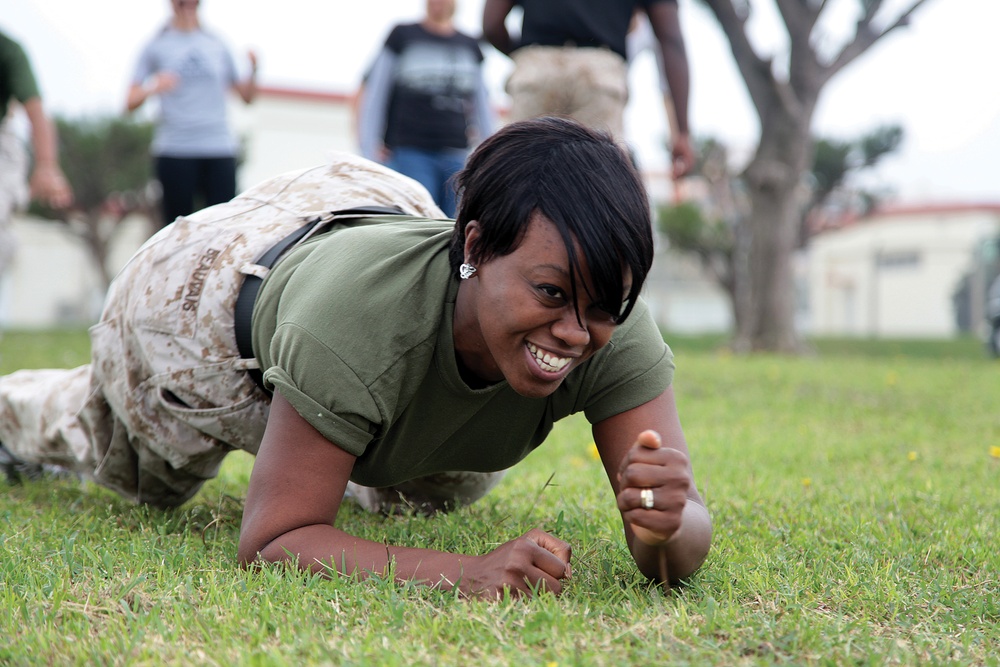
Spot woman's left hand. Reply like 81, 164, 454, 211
615, 430, 691, 545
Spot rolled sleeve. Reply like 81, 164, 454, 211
263, 323, 381, 456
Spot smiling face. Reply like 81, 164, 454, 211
453, 213, 628, 398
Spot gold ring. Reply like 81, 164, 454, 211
640, 488, 654, 510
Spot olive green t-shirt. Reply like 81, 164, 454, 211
0, 32, 40, 120
252, 217, 674, 487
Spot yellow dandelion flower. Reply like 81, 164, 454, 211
801, 477, 812, 488
885, 371, 898, 386
547, 662, 558, 667
990, 446, 1000, 459
907, 451, 918, 462
588, 442, 600, 460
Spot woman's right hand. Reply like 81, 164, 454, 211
150, 71, 181, 95
462, 528, 572, 599
128, 72, 181, 112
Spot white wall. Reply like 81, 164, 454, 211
807, 207, 1000, 337
0, 214, 151, 328
644, 248, 732, 334
234, 88, 358, 191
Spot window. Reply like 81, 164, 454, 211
875, 250, 920, 269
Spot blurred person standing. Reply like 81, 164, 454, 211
126, 0, 258, 228
359, 0, 495, 218
0, 29, 73, 283
483, 0, 694, 180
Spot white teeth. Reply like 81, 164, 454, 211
526, 342, 570, 373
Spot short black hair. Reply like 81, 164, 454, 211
449, 116, 654, 323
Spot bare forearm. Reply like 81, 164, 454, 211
126, 83, 153, 112
234, 77, 257, 104
485, 28, 514, 55
649, 3, 691, 136
660, 48, 690, 135
629, 500, 711, 583
23, 98, 59, 167
22, 98, 72, 207
482, 0, 516, 55
247, 524, 475, 591
237, 51, 259, 104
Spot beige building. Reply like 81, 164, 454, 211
806, 204, 1000, 338
233, 87, 358, 191
0, 214, 150, 328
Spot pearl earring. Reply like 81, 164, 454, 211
459, 263, 477, 280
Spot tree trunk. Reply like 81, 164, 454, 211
696, 0, 930, 353
77, 212, 113, 292
733, 106, 814, 353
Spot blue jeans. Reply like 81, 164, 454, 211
387, 147, 468, 218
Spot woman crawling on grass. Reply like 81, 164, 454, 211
0, 117, 711, 598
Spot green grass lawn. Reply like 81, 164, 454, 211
1, 329, 998, 665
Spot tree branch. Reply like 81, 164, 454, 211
824, 0, 931, 82
773, 0, 811, 37
699, 0, 777, 116
860, 0, 881, 28
775, 0, 823, 97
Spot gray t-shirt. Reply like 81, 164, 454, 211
252, 217, 674, 487
131, 26, 240, 157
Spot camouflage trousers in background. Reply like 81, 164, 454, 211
0, 118, 29, 279
0, 152, 505, 510
505, 45, 629, 143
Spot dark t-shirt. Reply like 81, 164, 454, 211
383, 23, 485, 151
513, 0, 674, 60
0, 32, 40, 120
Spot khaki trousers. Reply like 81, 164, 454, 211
505, 46, 629, 142
0, 118, 29, 278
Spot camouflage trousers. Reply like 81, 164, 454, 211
505, 46, 629, 142
0, 152, 505, 509
0, 118, 29, 278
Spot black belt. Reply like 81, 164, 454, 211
234, 205, 406, 391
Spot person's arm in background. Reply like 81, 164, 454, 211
350, 81, 366, 149
482, 0, 517, 56
126, 71, 179, 112
646, 0, 694, 179
357, 48, 396, 163
125, 40, 178, 113
5, 32, 73, 208
627, 14, 681, 155
232, 50, 259, 104
21, 96, 72, 209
